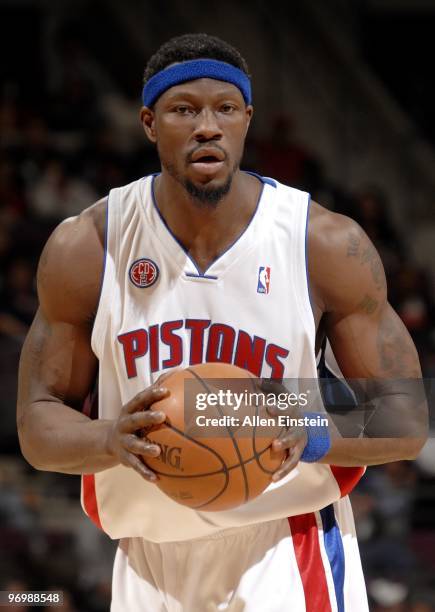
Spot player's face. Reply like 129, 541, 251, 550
141, 78, 253, 204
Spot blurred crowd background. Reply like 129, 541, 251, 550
1, 1, 435, 610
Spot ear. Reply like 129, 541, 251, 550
140, 106, 157, 143
245, 105, 254, 134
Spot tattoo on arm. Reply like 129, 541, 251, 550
346, 230, 385, 291
377, 313, 420, 377
358, 294, 379, 315
361, 244, 384, 291
346, 232, 360, 257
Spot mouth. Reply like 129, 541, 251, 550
189, 149, 226, 177
190, 147, 226, 162
193, 155, 222, 163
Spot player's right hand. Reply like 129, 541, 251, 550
106, 386, 169, 482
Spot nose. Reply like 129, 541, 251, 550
192, 108, 223, 141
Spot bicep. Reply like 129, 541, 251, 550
308, 208, 421, 379
18, 204, 104, 416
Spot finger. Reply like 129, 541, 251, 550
266, 404, 283, 417
124, 387, 170, 414
272, 449, 299, 482
122, 433, 161, 457
121, 450, 158, 482
272, 431, 303, 451
120, 409, 166, 433
272, 438, 307, 481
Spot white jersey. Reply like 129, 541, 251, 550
83, 173, 363, 542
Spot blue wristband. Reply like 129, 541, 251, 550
300, 412, 331, 463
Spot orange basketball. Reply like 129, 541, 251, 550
142, 363, 286, 511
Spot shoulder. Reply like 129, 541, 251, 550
37, 197, 108, 325
307, 201, 365, 283
308, 200, 360, 249
308, 201, 387, 313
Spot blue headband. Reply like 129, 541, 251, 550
142, 59, 252, 107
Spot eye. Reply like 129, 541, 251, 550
174, 105, 195, 115
220, 104, 236, 114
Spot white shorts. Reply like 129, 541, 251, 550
111, 496, 368, 612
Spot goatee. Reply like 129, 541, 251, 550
183, 175, 232, 208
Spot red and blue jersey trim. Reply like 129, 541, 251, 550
289, 504, 346, 612
321, 505, 345, 612
81, 389, 103, 531
288, 512, 333, 612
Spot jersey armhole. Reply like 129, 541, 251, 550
293, 191, 316, 340
91, 191, 115, 358
304, 194, 315, 322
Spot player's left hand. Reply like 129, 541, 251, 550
260, 379, 308, 482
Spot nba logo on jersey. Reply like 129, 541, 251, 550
257, 266, 270, 294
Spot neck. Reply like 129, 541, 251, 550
153, 170, 262, 273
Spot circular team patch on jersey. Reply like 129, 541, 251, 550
129, 258, 159, 288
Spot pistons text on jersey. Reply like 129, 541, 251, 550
118, 319, 290, 379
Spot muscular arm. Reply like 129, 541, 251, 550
16, 201, 114, 473
309, 203, 428, 466
17, 200, 166, 478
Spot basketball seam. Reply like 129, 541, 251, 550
186, 367, 250, 504
250, 376, 287, 474
147, 405, 231, 509
148, 441, 276, 510
149, 433, 274, 478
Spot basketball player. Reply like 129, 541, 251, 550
17, 34, 427, 611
